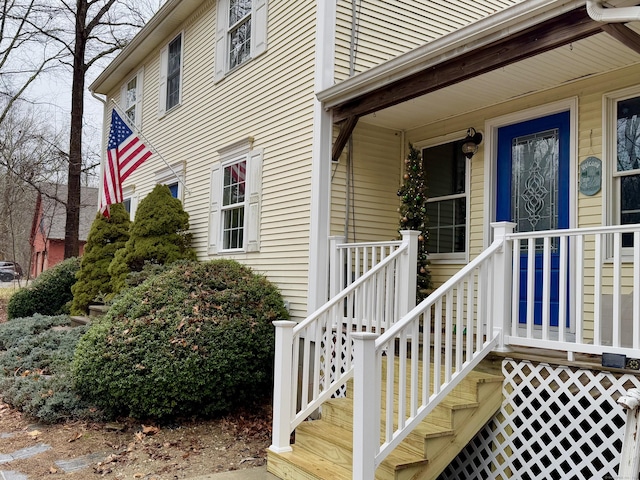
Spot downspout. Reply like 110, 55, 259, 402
586, 0, 640, 22
345, 0, 360, 242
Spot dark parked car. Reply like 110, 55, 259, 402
0, 262, 22, 282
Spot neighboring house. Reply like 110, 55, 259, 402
30, 185, 97, 276
91, 0, 640, 478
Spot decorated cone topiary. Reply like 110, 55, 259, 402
397, 144, 432, 302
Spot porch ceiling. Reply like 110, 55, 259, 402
358, 24, 640, 132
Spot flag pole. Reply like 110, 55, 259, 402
110, 99, 191, 196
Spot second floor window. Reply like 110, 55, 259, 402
166, 35, 182, 111
121, 70, 143, 128
229, 0, 251, 69
215, 0, 268, 81
159, 33, 183, 115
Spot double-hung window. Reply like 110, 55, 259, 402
221, 160, 247, 250
421, 138, 468, 260
159, 33, 183, 115
215, 0, 268, 80
209, 141, 262, 253
607, 88, 640, 248
121, 70, 143, 128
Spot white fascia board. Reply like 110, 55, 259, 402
90, 0, 204, 95
317, 0, 587, 108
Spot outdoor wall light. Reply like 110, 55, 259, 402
462, 127, 483, 159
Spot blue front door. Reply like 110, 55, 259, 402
496, 112, 570, 326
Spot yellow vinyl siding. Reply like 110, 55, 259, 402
105, 0, 316, 321
335, 0, 522, 81
330, 123, 402, 243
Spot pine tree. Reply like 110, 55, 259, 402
108, 184, 197, 294
398, 144, 432, 302
70, 203, 131, 315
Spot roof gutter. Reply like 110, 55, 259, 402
89, 0, 184, 92
317, 0, 587, 108
586, 0, 640, 21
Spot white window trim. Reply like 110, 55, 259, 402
414, 131, 470, 264
122, 185, 138, 219
209, 138, 262, 254
121, 68, 144, 129
155, 162, 185, 201
604, 85, 640, 259
158, 32, 184, 117
214, 0, 268, 82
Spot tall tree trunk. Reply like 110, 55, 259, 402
64, 0, 88, 259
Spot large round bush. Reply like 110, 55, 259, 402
8, 257, 80, 319
72, 260, 288, 419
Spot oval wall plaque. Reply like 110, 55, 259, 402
579, 156, 601, 196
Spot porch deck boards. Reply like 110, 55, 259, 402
267, 358, 503, 480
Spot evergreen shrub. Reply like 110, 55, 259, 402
71, 203, 131, 314
8, 257, 81, 319
109, 184, 196, 294
0, 314, 98, 423
73, 260, 288, 420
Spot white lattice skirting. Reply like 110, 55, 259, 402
439, 359, 640, 480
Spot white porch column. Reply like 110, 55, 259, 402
352, 332, 379, 480
491, 222, 515, 351
308, 0, 336, 314
618, 388, 640, 479
398, 230, 419, 317
269, 320, 297, 453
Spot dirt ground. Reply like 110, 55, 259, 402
0, 293, 273, 479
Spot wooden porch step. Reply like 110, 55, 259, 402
267, 360, 503, 479
267, 446, 352, 480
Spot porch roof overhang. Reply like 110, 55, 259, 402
319, 0, 640, 161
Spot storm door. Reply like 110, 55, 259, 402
496, 111, 570, 326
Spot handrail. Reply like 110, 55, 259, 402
293, 242, 408, 335
376, 237, 503, 347
352, 232, 509, 476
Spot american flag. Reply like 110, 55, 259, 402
99, 110, 153, 216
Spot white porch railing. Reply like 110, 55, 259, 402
505, 224, 640, 360
270, 221, 640, 476
270, 231, 418, 453
352, 222, 512, 478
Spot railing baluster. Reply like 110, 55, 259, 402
301, 334, 311, 409
575, 234, 584, 345
542, 236, 551, 341
385, 339, 394, 443
434, 298, 442, 395
445, 290, 453, 383
466, 271, 474, 364
411, 320, 419, 417
477, 263, 485, 352
558, 235, 568, 343
613, 232, 622, 348
422, 309, 431, 406
398, 330, 407, 431
455, 283, 464, 372
527, 238, 535, 337
512, 238, 520, 338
